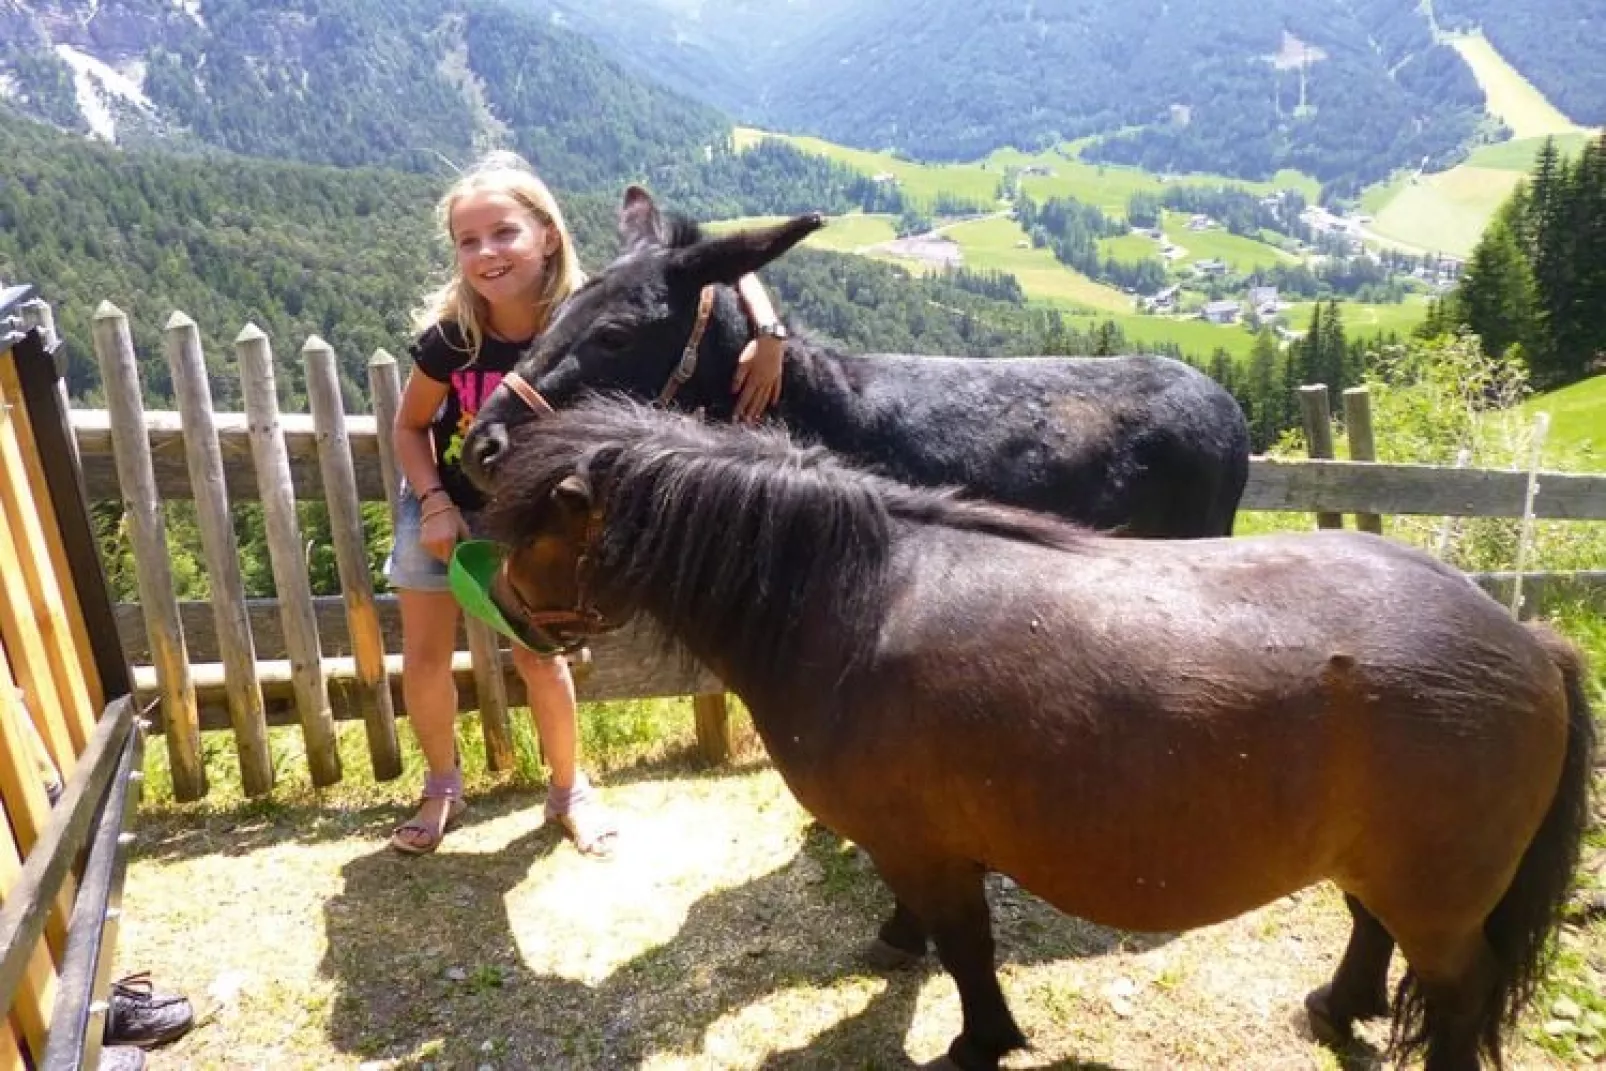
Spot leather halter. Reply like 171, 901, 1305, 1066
494, 497, 611, 655
500, 368, 553, 416
497, 284, 717, 416
656, 284, 716, 407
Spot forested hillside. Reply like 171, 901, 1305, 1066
0, 0, 726, 191
510, 0, 1489, 193
1449, 133, 1606, 389
1437, 0, 1606, 126
0, 113, 1131, 414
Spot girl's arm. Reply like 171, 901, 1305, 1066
731, 272, 785, 423
395, 372, 469, 562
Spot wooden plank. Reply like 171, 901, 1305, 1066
0, 654, 71, 961
367, 350, 403, 520
0, 348, 103, 719
692, 693, 732, 765
128, 619, 719, 729
0, 492, 78, 780
465, 618, 514, 773
1297, 385, 1344, 529
10, 338, 130, 704
1240, 458, 1606, 520
0, 398, 97, 754
235, 324, 341, 787
72, 409, 386, 502
304, 336, 400, 781
67, 411, 1606, 520
163, 313, 273, 798
1341, 386, 1384, 536
90, 303, 205, 802
0, 799, 57, 1061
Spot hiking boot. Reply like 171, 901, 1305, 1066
102, 972, 194, 1049
97, 1045, 147, 1071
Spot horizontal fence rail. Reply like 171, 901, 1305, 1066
35, 296, 1606, 798
69, 411, 1606, 521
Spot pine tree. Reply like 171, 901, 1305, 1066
1244, 328, 1285, 451
1458, 217, 1539, 367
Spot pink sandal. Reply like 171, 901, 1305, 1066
390, 767, 468, 855
544, 773, 618, 858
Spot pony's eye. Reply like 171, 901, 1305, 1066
592, 326, 631, 350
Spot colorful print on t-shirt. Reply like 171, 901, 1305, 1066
441, 369, 505, 465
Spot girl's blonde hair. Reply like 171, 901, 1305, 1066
412, 151, 585, 362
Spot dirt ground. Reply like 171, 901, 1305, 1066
117, 757, 1603, 1070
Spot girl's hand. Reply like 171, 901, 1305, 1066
732, 333, 783, 423
421, 506, 469, 563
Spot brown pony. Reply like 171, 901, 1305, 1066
481, 397, 1595, 1071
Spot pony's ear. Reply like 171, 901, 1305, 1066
619, 185, 663, 251
553, 473, 592, 514
670, 213, 825, 289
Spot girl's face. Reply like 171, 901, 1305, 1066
450, 190, 560, 312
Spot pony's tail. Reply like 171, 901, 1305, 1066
1437, 623, 1594, 1068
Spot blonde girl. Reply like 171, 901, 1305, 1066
387, 153, 785, 855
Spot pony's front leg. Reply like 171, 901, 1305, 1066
875, 856, 1025, 1070
864, 898, 930, 970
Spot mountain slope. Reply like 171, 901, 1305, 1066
0, 0, 729, 190
503, 0, 1494, 191
1436, 0, 1606, 127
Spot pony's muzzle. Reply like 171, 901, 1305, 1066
462, 422, 509, 493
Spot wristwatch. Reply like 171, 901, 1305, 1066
756, 321, 789, 341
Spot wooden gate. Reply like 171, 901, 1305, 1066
0, 285, 145, 1070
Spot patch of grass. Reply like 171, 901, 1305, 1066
1448, 33, 1595, 141
739, 128, 1003, 209
943, 215, 1134, 313
1161, 221, 1295, 273
1523, 374, 1606, 459
1368, 165, 1525, 257
1283, 297, 1431, 341
1467, 133, 1595, 172
139, 693, 707, 810
1098, 231, 1160, 263
1081, 311, 1258, 360
733, 127, 1322, 219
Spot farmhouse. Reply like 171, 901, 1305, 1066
1200, 299, 1242, 325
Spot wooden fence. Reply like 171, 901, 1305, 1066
1, 287, 145, 1071
56, 302, 1606, 802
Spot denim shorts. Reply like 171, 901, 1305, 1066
384, 484, 486, 592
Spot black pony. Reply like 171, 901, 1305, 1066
462, 186, 1250, 539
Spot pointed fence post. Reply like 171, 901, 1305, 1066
91, 302, 206, 800
1341, 385, 1383, 535
1297, 384, 1343, 530
235, 323, 341, 787
367, 350, 403, 520
17, 300, 73, 469
163, 312, 274, 797
304, 336, 401, 781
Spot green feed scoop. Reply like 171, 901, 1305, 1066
448, 539, 530, 648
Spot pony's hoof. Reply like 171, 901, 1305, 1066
1304, 985, 1353, 1047
861, 937, 925, 971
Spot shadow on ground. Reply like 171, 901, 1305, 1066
317, 808, 1181, 1069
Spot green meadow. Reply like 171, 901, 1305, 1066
1523, 374, 1606, 457
1160, 220, 1297, 273
736, 127, 1322, 216
719, 130, 1455, 364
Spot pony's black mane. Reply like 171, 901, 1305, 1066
483, 396, 1087, 678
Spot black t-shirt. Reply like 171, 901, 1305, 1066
408, 321, 532, 512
